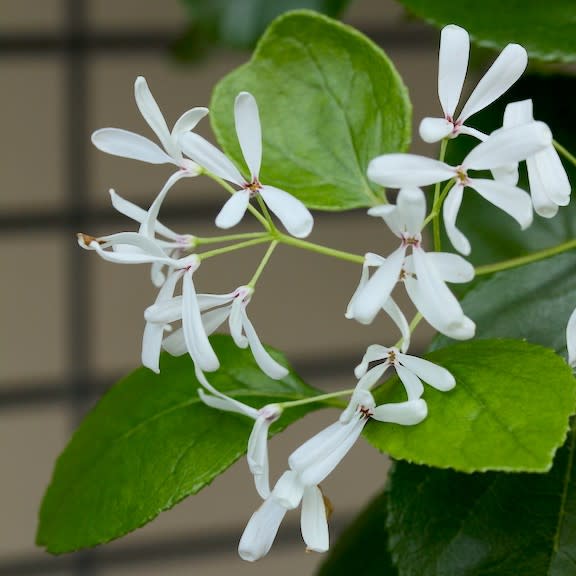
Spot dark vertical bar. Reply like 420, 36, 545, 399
64, 0, 98, 574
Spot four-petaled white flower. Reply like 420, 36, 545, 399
368, 123, 552, 255
144, 285, 289, 380
179, 91, 314, 238
497, 99, 571, 218
349, 187, 476, 340
92, 76, 207, 174
419, 24, 527, 143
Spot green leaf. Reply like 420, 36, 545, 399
443, 75, 576, 268
317, 491, 398, 576
210, 10, 412, 211
387, 424, 576, 575
396, 0, 576, 63
364, 339, 576, 472
176, 0, 351, 56
37, 335, 322, 554
434, 253, 576, 357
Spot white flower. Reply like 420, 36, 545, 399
92, 76, 207, 173
419, 24, 527, 143
195, 369, 282, 499
567, 307, 576, 369
107, 188, 194, 286
497, 100, 571, 218
346, 252, 411, 351
368, 122, 552, 255
238, 472, 329, 561
179, 91, 314, 238
349, 188, 475, 339
144, 285, 289, 380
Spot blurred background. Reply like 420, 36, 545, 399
0, 1, 442, 574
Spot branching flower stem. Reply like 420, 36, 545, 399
431, 138, 448, 251
195, 232, 269, 245
248, 241, 278, 288
197, 237, 270, 260
278, 389, 354, 410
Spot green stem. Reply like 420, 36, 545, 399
554, 140, 576, 168
204, 171, 271, 231
394, 313, 423, 349
278, 388, 355, 410
278, 234, 364, 264
432, 139, 448, 252
198, 237, 270, 260
248, 241, 278, 288
256, 195, 278, 232
475, 238, 576, 276
195, 232, 269, 246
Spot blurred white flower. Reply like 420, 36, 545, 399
419, 24, 527, 143
180, 91, 314, 238
566, 307, 576, 369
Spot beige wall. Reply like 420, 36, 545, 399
0, 1, 446, 574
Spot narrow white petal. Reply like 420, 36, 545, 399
352, 246, 406, 325
201, 304, 233, 336
144, 297, 183, 324
260, 186, 314, 238
382, 298, 411, 353
567, 307, 576, 368
410, 248, 475, 339
197, 388, 258, 418
372, 399, 428, 425
457, 125, 489, 141
197, 292, 236, 310
215, 189, 251, 229
235, 92, 262, 180
238, 499, 287, 562
438, 25, 469, 118
458, 44, 527, 123
182, 269, 220, 372
91, 128, 174, 165
141, 322, 165, 374
172, 107, 209, 138
367, 204, 401, 237
368, 154, 455, 188
419, 117, 454, 143
299, 417, 367, 486
134, 76, 176, 158
353, 344, 389, 379
229, 297, 248, 348
527, 148, 571, 217
468, 178, 533, 230
424, 252, 475, 283
248, 417, 273, 500
491, 164, 519, 186
442, 185, 471, 255
301, 486, 329, 553
179, 132, 245, 185
399, 354, 456, 391
345, 259, 371, 320
242, 310, 289, 379
464, 122, 552, 170
396, 187, 426, 235
355, 363, 389, 392
503, 99, 533, 126
140, 171, 186, 239
395, 364, 424, 401
109, 189, 180, 240
272, 470, 305, 510
162, 328, 187, 356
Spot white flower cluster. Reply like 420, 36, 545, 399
79, 23, 573, 563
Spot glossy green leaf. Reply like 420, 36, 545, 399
443, 75, 576, 268
397, 0, 576, 63
317, 491, 398, 576
176, 0, 351, 56
434, 253, 576, 357
364, 339, 576, 472
37, 335, 322, 554
387, 424, 576, 575
211, 10, 412, 210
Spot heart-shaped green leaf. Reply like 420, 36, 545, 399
397, 0, 576, 63
387, 424, 576, 575
364, 339, 576, 472
37, 335, 322, 554
211, 10, 412, 210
